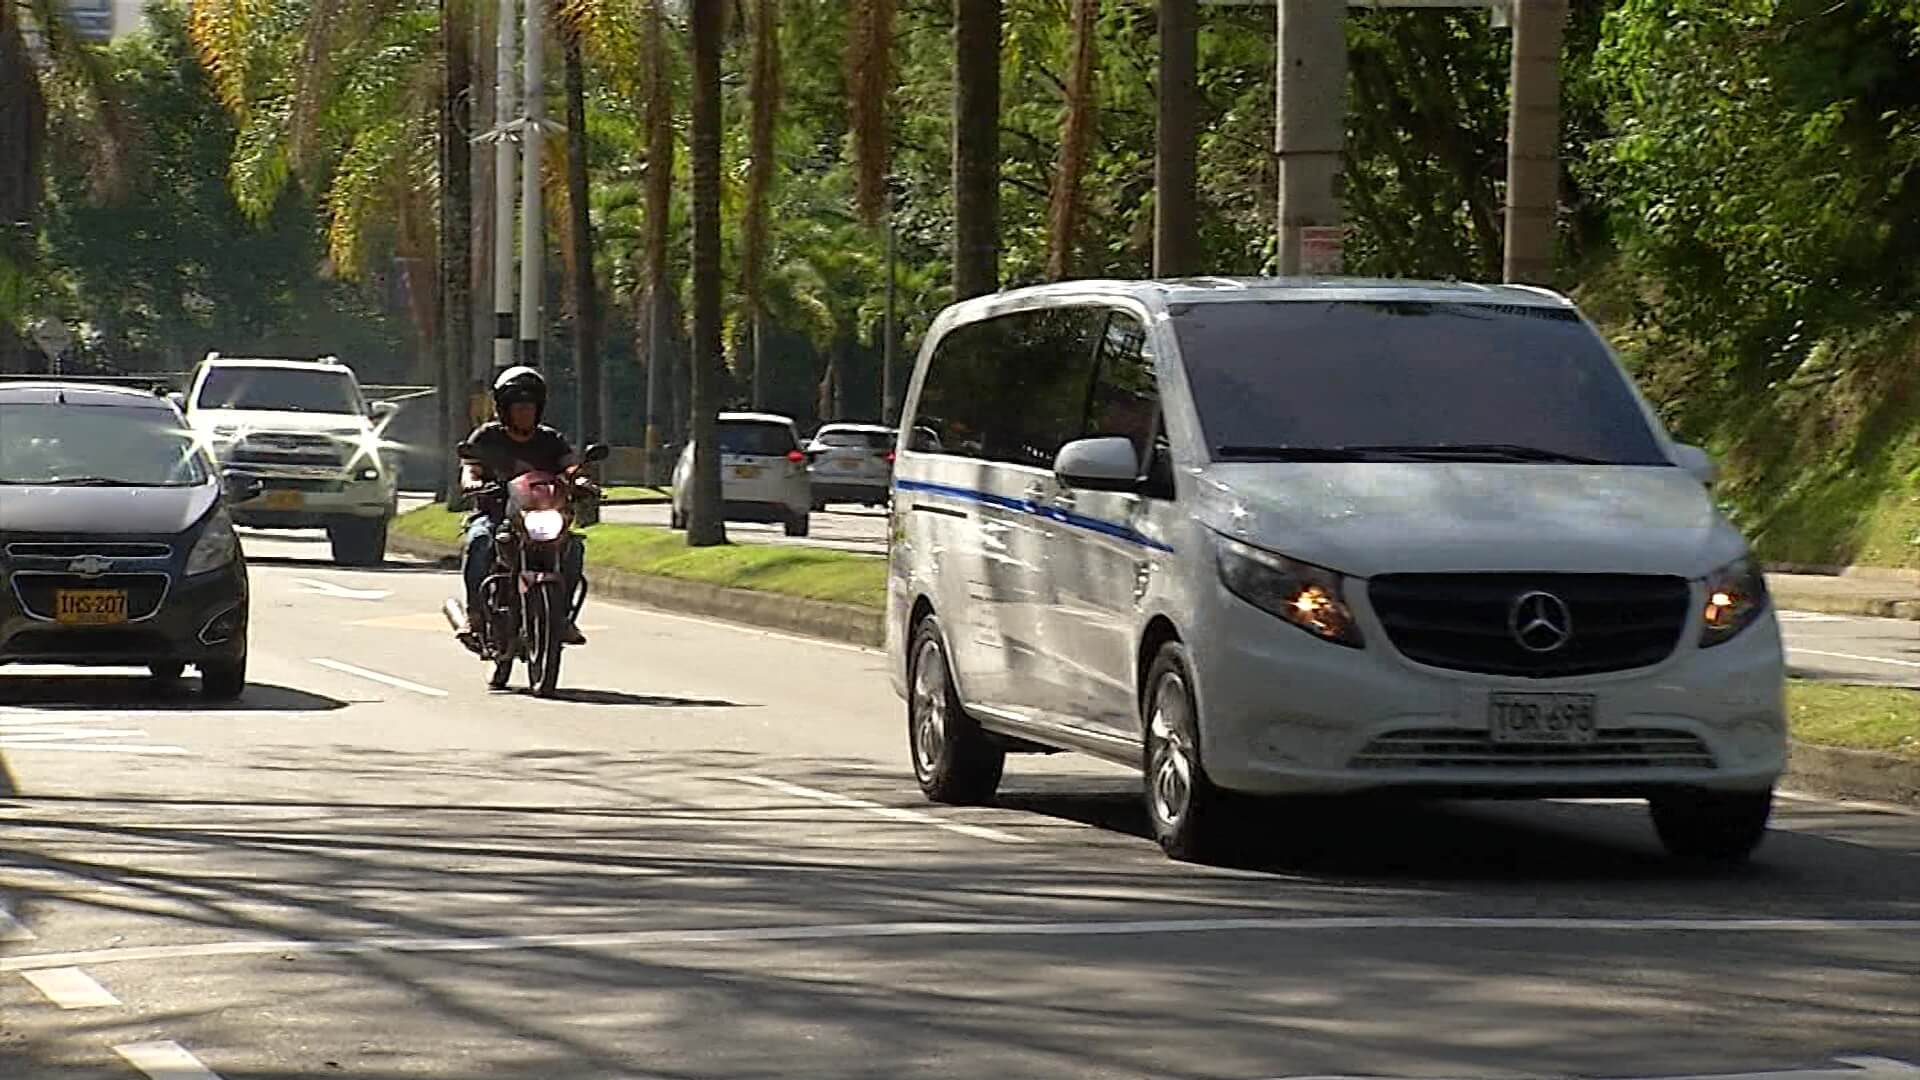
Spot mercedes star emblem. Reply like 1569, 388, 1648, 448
1509, 590, 1573, 654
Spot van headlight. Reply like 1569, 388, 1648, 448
521, 509, 566, 542
1700, 557, 1769, 647
186, 508, 240, 575
1214, 535, 1362, 647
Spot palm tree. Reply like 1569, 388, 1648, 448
1154, 0, 1198, 276
641, 0, 675, 475
440, 0, 475, 498
561, 7, 600, 443
846, 0, 892, 227
743, 0, 781, 409
684, 0, 725, 546
952, 0, 999, 299
1045, 0, 1098, 282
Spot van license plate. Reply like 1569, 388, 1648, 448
1489, 692, 1597, 744
55, 589, 129, 625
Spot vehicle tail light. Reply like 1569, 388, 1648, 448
787, 449, 805, 464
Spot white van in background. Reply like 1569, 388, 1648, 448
670, 412, 814, 537
887, 279, 1785, 864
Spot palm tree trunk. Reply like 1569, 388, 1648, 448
1, 0, 45, 348
952, 0, 1000, 300
1153, 0, 1198, 277
562, 23, 599, 445
439, 0, 473, 500
1045, 0, 1098, 282
743, 0, 781, 411
847, 0, 893, 226
685, 0, 726, 546
642, 0, 674, 481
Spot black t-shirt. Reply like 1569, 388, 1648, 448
460, 422, 575, 481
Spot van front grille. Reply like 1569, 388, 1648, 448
1368, 573, 1690, 678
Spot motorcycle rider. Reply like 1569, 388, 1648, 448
458, 366, 589, 647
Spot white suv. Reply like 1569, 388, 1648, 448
182, 353, 398, 565
889, 279, 1785, 865
671, 412, 813, 537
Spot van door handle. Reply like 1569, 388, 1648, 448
1023, 482, 1049, 504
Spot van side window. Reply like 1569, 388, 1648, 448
1086, 311, 1158, 470
913, 307, 1103, 468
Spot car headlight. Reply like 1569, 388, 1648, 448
1214, 534, 1362, 647
521, 509, 566, 542
1700, 557, 1769, 647
185, 508, 239, 575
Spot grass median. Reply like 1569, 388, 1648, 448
392, 504, 886, 609
1788, 678, 1920, 759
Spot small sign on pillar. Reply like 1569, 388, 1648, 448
1299, 226, 1344, 276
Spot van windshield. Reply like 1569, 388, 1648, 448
1168, 300, 1669, 466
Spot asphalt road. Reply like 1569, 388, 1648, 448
5, 531, 1915, 1080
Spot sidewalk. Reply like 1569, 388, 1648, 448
1766, 570, 1920, 620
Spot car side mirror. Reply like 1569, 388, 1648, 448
222, 469, 264, 504
369, 400, 398, 419
167, 392, 186, 411
582, 443, 612, 464
1054, 437, 1141, 492
1673, 443, 1718, 487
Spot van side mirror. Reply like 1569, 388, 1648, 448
1054, 437, 1141, 492
582, 443, 612, 464
1672, 443, 1718, 487
369, 400, 399, 419
222, 469, 264, 504
167, 391, 186, 411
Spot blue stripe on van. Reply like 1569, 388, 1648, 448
895, 478, 1175, 554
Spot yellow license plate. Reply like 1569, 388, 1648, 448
56, 589, 128, 625
264, 489, 304, 510
733, 465, 761, 479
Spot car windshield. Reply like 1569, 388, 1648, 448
0, 403, 210, 487
817, 430, 890, 450
718, 422, 798, 456
1170, 300, 1669, 465
196, 367, 363, 415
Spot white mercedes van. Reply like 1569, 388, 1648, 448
886, 279, 1785, 864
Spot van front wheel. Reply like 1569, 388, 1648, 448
908, 615, 1003, 805
1650, 790, 1772, 863
1144, 642, 1236, 863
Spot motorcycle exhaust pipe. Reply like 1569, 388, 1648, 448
443, 598, 468, 634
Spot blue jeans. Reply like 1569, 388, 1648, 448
463, 514, 585, 625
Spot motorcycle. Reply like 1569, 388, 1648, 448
444, 442, 609, 697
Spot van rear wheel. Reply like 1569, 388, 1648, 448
1144, 642, 1237, 863
908, 615, 1003, 805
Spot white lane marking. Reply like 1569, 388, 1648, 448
0, 904, 34, 942
21, 966, 120, 1008
0, 728, 149, 742
1790, 647, 1920, 670
294, 577, 392, 601
0, 742, 189, 755
114, 1041, 223, 1080
727, 774, 1029, 844
310, 658, 447, 697
627, 605, 880, 654
1779, 611, 1850, 623
1835, 1059, 1920, 1073
1776, 789, 1920, 817
7, 915, 1919, 974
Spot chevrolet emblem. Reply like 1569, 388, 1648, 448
67, 555, 114, 577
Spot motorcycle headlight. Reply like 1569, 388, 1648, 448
1700, 557, 1769, 647
1214, 534, 1362, 648
521, 509, 566, 542
185, 508, 239, 575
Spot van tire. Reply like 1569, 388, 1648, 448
1143, 642, 1237, 863
908, 614, 1003, 805
1650, 790, 1772, 863
669, 507, 686, 530
785, 513, 811, 538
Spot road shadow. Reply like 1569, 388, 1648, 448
0, 672, 349, 712
533, 688, 746, 708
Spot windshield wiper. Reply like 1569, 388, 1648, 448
1214, 445, 1417, 462
37, 476, 139, 486
1343, 442, 1611, 464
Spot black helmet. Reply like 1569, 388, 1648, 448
491, 366, 547, 424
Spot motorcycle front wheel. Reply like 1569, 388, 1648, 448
525, 579, 568, 698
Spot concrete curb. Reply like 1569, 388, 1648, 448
1765, 581, 1920, 621
1783, 740, 1920, 806
386, 533, 884, 649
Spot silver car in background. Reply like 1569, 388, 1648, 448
805, 423, 895, 510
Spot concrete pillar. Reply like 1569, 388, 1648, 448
1502, 0, 1566, 285
1275, 0, 1346, 275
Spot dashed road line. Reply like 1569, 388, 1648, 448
293, 577, 392, 601
310, 657, 448, 697
114, 1040, 223, 1080
727, 774, 1030, 843
1789, 647, 1920, 670
21, 966, 120, 1008
7, 915, 1920, 974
